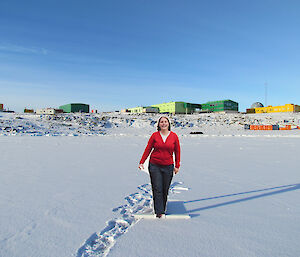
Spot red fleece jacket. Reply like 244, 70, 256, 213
140, 131, 181, 168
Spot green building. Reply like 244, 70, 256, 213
201, 100, 238, 112
59, 103, 89, 113
151, 102, 202, 114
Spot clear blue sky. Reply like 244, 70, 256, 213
1, 0, 300, 112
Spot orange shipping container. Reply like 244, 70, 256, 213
263, 125, 269, 130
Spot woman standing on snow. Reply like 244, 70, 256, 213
139, 116, 181, 218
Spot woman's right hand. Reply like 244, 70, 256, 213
138, 164, 144, 170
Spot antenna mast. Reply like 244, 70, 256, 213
264, 82, 268, 107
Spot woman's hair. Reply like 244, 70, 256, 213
157, 116, 171, 131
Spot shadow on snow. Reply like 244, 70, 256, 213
171, 183, 300, 217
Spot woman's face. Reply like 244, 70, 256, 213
159, 117, 169, 130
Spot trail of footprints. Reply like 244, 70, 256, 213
76, 182, 188, 257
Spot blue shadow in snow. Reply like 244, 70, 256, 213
184, 183, 300, 215
166, 200, 200, 218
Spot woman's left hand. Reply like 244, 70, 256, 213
174, 167, 179, 174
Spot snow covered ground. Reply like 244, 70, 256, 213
1, 111, 300, 137
0, 112, 300, 257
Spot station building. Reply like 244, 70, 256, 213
128, 106, 159, 113
126, 100, 239, 114
59, 103, 89, 113
36, 108, 64, 115
151, 102, 202, 114
24, 108, 34, 113
201, 100, 239, 113
247, 104, 300, 114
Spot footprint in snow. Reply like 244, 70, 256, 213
76, 181, 189, 257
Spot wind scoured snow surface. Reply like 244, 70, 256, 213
0, 112, 300, 257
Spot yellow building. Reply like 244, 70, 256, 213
254, 104, 300, 113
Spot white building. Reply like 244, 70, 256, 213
128, 106, 159, 113
36, 108, 63, 115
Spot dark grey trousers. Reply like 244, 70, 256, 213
149, 162, 174, 215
